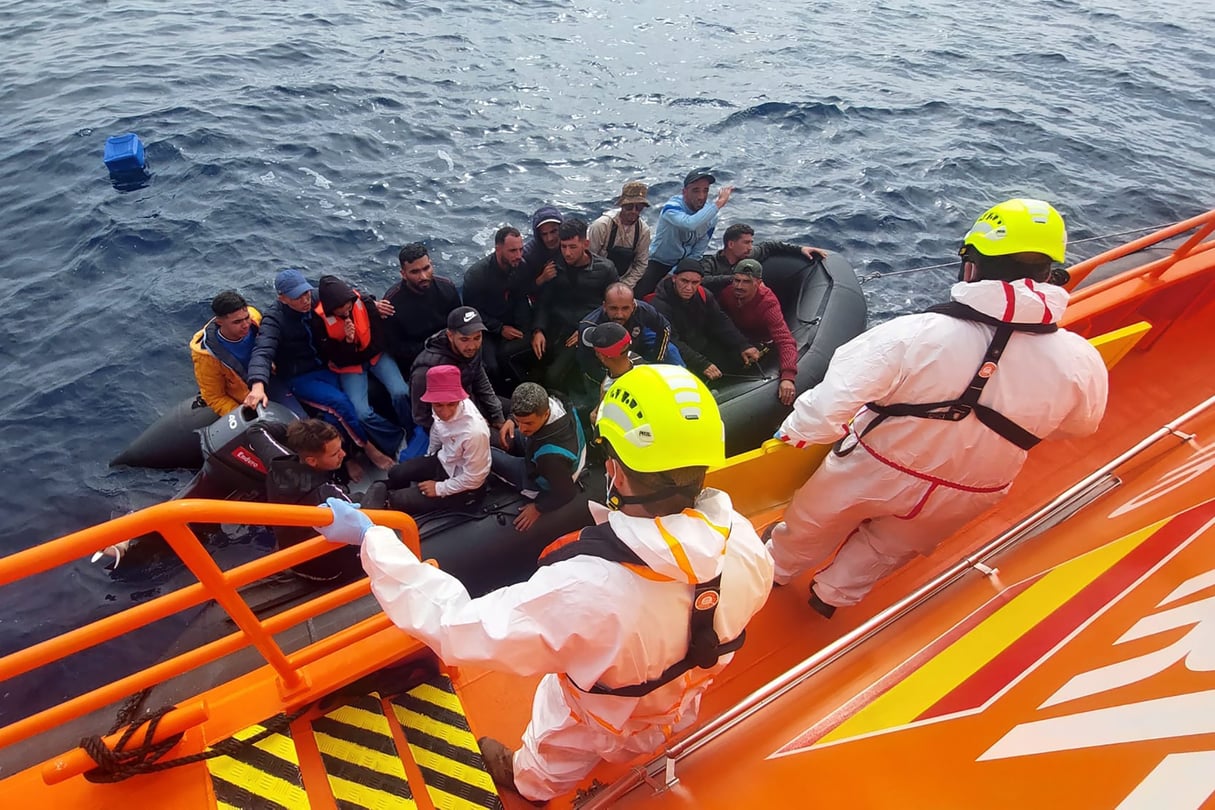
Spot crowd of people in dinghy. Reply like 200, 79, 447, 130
310, 197, 1109, 805
186, 168, 829, 573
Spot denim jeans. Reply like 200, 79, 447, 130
490, 446, 539, 498
288, 368, 368, 446
337, 354, 411, 454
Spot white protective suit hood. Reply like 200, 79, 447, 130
596, 488, 733, 584
949, 277, 1069, 325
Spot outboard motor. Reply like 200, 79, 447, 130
176, 404, 298, 500
92, 404, 299, 568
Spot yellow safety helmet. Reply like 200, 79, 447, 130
595, 364, 724, 472
961, 198, 1067, 264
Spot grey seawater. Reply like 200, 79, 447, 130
0, 0, 1211, 715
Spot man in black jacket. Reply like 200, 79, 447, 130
652, 259, 760, 382
491, 382, 587, 532
409, 306, 507, 433
577, 282, 680, 366
382, 242, 462, 371
244, 269, 393, 469
530, 218, 619, 390
699, 223, 829, 290
463, 226, 533, 390
250, 419, 386, 581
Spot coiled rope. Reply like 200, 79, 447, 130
81, 704, 310, 783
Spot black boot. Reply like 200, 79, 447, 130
476, 737, 547, 806
808, 582, 836, 619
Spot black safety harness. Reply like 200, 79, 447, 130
539, 522, 744, 699
841, 301, 1057, 454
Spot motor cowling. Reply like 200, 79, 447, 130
185, 404, 297, 498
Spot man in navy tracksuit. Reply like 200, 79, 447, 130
244, 268, 393, 468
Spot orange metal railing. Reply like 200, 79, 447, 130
0, 500, 419, 754
1066, 208, 1215, 292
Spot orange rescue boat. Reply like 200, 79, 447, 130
1, 208, 1213, 809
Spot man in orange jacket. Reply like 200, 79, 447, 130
189, 290, 262, 415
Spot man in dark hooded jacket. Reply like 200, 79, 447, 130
519, 205, 563, 300
314, 274, 411, 455
409, 306, 507, 433
652, 258, 760, 382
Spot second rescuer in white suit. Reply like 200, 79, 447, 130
318, 364, 773, 803
767, 198, 1109, 615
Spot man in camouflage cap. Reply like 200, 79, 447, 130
588, 180, 652, 287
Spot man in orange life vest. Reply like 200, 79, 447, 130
312, 274, 413, 458
315, 364, 774, 803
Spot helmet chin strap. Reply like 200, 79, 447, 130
606, 482, 701, 511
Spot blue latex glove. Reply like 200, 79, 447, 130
314, 497, 374, 545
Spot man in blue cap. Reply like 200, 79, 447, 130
244, 268, 394, 469
633, 168, 734, 298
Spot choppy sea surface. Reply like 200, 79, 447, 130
0, 0, 1212, 714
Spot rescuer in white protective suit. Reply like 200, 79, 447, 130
766, 198, 1109, 617
316, 363, 773, 804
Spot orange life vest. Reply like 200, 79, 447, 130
315, 295, 380, 373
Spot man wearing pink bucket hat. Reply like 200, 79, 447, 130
384, 364, 491, 514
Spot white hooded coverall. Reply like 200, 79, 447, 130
767, 278, 1108, 605
360, 488, 774, 801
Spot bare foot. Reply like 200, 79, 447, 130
345, 458, 365, 483
365, 443, 394, 471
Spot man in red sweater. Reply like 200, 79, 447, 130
717, 258, 798, 405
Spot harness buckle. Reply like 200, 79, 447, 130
923, 403, 972, 422
945, 403, 972, 421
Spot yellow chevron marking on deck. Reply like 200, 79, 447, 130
206, 720, 309, 810
409, 681, 469, 716
313, 695, 416, 810
820, 521, 1164, 744
391, 676, 502, 809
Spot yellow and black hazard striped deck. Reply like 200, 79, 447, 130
391, 675, 502, 810
207, 720, 309, 810
313, 693, 417, 809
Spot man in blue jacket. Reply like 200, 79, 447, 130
576, 282, 683, 383
633, 169, 734, 298
243, 268, 393, 469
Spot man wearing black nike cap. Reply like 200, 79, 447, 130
634, 168, 735, 298
409, 306, 506, 433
